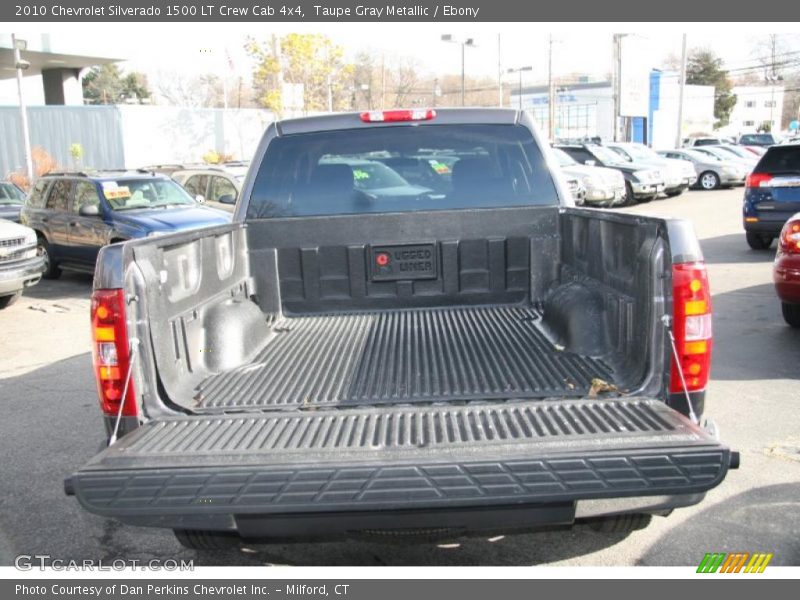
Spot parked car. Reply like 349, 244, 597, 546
606, 142, 696, 197
743, 143, 800, 250
682, 136, 728, 147
551, 147, 625, 207
774, 214, 800, 327
556, 143, 665, 204
171, 163, 248, 212
0, 181, 27, 222
0, 219, 44, 309
737, 133, 780, 147
65, 108, 734, 549
19, 171, 231, 278
741, 145, 767, 157
657, 149, 747, 190
708, 144, 761, 166
562, 174, 586, 205
692, 146, 757, 173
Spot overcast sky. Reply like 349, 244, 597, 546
12, 23, 800, 86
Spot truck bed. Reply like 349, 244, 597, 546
193, 305, 614, 410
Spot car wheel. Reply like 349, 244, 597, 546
699, 171, 720, 190
0, 292, 21, 309
745, 232, 773, 250
173, 529, 241, 550
781, 303, 800, 328
622, 182, 636, 206
37, 236, 62, 279
585, 513, 653, 533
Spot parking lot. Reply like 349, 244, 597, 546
0, 186, 798, 567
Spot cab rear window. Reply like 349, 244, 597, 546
247, 124, 558, 218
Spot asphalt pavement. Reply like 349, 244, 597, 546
0, 187, 798, 566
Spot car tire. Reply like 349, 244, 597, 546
622, 182, 636, 206
585, 513, 653, 534
0, 292, 21, 309
37, 235, 62, 279
699, 171, 720, 190
746, 232, 773, 250
173, 529, 241, 550
781, 302, 800, 328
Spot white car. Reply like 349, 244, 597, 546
0, 219, 45, 309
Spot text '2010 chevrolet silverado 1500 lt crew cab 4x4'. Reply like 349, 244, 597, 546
65, 109, 736, 550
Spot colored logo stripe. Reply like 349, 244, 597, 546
697, 552, 773, 573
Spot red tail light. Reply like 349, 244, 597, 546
745, 172, 772, 188
360, 109, 436, 123
779, 219, 800, 255
91, 289, 137, 417
670, 262, 712, 394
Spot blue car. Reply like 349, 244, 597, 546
20, 171, 231, 278
743, 143, 800, 250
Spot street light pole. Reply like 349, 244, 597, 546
506, 66, 533, 112
676, 33, 688, 149
442, 35, 475, 107
12, 34, 33, 183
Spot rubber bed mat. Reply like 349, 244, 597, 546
193, 305, 614, 410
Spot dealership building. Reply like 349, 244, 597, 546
510, 70, 715, 149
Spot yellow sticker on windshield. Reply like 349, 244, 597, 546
429, 160, 451, 174
353, 169, 370, 180
104, 186, 131, 200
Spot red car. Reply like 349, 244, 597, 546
774, 213, 800, 327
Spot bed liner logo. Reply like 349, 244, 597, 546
696, 552, 773, 573
370, 243, 437, 281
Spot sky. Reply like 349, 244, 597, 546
8, 23, 800, 91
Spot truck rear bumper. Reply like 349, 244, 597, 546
66, 398, 733, 536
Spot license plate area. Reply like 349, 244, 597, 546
370, 243, 437, 281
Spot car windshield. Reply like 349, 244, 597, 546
248, 124, 558, 218
714, 146, 749, 159
683, 149, 718, 162
589, 145, 628, 164
102, 178, 197, 211
695, 148, 728, 161
742, 134, 775, 144
617, 144, 659, 161
0, 183, 25, 205
552, 148, 577, 167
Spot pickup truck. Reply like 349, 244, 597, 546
66, 109, 735, 550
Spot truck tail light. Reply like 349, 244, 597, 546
670, 262, 712, 394
360, 109, 436, 123
91, 289, 137, 417
778, 219, 800, 255
745, 172, 772, 188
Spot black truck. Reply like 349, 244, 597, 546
66, 109, 735, 549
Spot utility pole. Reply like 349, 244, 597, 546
548, 35, 556, 141
676, 33, 687, 149
612, 34, 621, 142
12, 34, 33, 182
497, 34, 503, 107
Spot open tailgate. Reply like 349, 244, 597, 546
66, 398, 731, 519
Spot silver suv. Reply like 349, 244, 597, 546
171, 162, 248, 213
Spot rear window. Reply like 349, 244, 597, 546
247, 124, 558, 218
741, 134, 775, 145
756, 146, 800, 174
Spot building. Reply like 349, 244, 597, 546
509, 72, 715, 149
0, 33, 122, 105
727, 85, 784, 135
